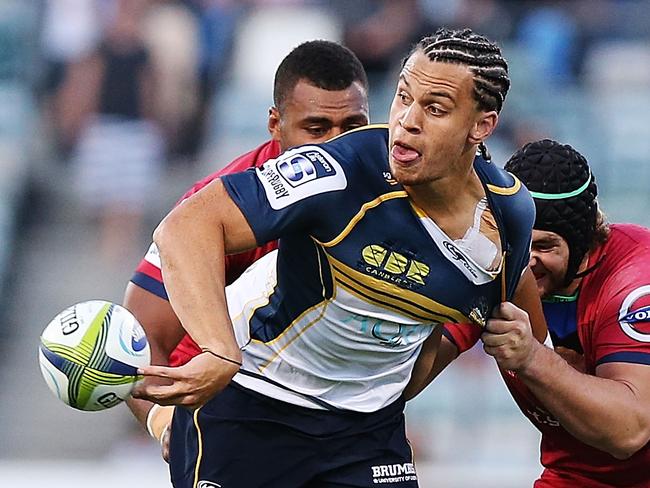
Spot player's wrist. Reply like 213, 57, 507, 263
515, 339, 548, 379
146, 404, 175, 443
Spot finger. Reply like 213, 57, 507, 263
132, 383, 187, 404
482, 343, 504, 359
491, 301, 521, 321
138, 365, 183, 379
481, 330, 511, 348
484, 317, 515, 335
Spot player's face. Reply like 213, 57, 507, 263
530, 230, 570, 298
269, 79, 369, 150
388, 51, 496, 187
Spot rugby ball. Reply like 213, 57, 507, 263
38, 300, 150, 411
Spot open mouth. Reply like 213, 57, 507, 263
391, 142, 421, 164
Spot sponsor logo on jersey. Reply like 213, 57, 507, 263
277, 150, 337, 187
371, 463, 417, 484
257, 146, 346, 209
526, 406, 560, 427
360, 244, 429, 289
442, 240, 478, 278
618, 285, 650, 342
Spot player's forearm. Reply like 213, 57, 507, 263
518, 344, 647, 459
404, 329, 454, 400
126, 396, 155, 429
153, 202, 240, 364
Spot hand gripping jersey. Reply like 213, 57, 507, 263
498, 224, 650, 488
130, 139, 282, 366
220, 125, 535, 412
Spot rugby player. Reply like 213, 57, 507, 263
124, 40, 370, 459
134, 28, 548, 488
439, 139, 650, 487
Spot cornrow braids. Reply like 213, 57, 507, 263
409, 28, 510, 114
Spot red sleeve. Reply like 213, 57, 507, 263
442, 322, 481, 354
129, 140, 282, 299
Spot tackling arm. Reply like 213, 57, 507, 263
123, 284, 182, 458
484, 270, 650, 459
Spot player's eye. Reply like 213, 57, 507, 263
306, 126, 329, 137
533, 243, 555, 252
427, 105, 444, 116
397, 91, 411, 105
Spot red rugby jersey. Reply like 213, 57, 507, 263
452, 224, 650, 487
130, 139, 281, 366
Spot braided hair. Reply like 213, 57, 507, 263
407, 28, 510, 160
505, 139, 605, 285
409, 27, 510, 114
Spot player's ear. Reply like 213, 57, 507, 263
468, 111, 498, 145
268, 106, 281, 141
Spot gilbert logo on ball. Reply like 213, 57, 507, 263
38, 300, 150, 411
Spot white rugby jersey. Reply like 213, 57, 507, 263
221, 125, 534, 412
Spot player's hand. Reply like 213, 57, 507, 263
481, 302, 541, 372
132, 352, 240, 409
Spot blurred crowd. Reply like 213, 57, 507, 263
0, 0, 643, 259
0, 1, 648, 478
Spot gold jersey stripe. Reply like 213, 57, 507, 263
334, 271, 443, 323
487, 174, 522, 195
316, 191, 409, 248
249, 298, 327, 347
330, 255, 468, 324
193, 407, 204, 488
258, 302, 330, 372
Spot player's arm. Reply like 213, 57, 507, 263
123, 284, 181, 458
483, 284, 650, 459
404, 327, 456, 400
133, 179, 257, 409
405, 269, 548, 400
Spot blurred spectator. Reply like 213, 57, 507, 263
39, 0, 100, 96
141, 0, 201, 163
515, 2, 580, 85
56, 0, 165, 261
169, 0, 246, 162
334, 0, 426, 88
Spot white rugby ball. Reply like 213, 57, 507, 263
38, 300, 150, 411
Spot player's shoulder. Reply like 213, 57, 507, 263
475, 155, 534, 225
179, 140, 282, 202
322, 124, 389, 162
607, 223, 650, 250
594, 224, 650, 285
475, 156, 526, 199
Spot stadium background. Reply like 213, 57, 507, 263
0, 1, 649, 486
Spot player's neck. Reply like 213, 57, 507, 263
406, 168, 485, 240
